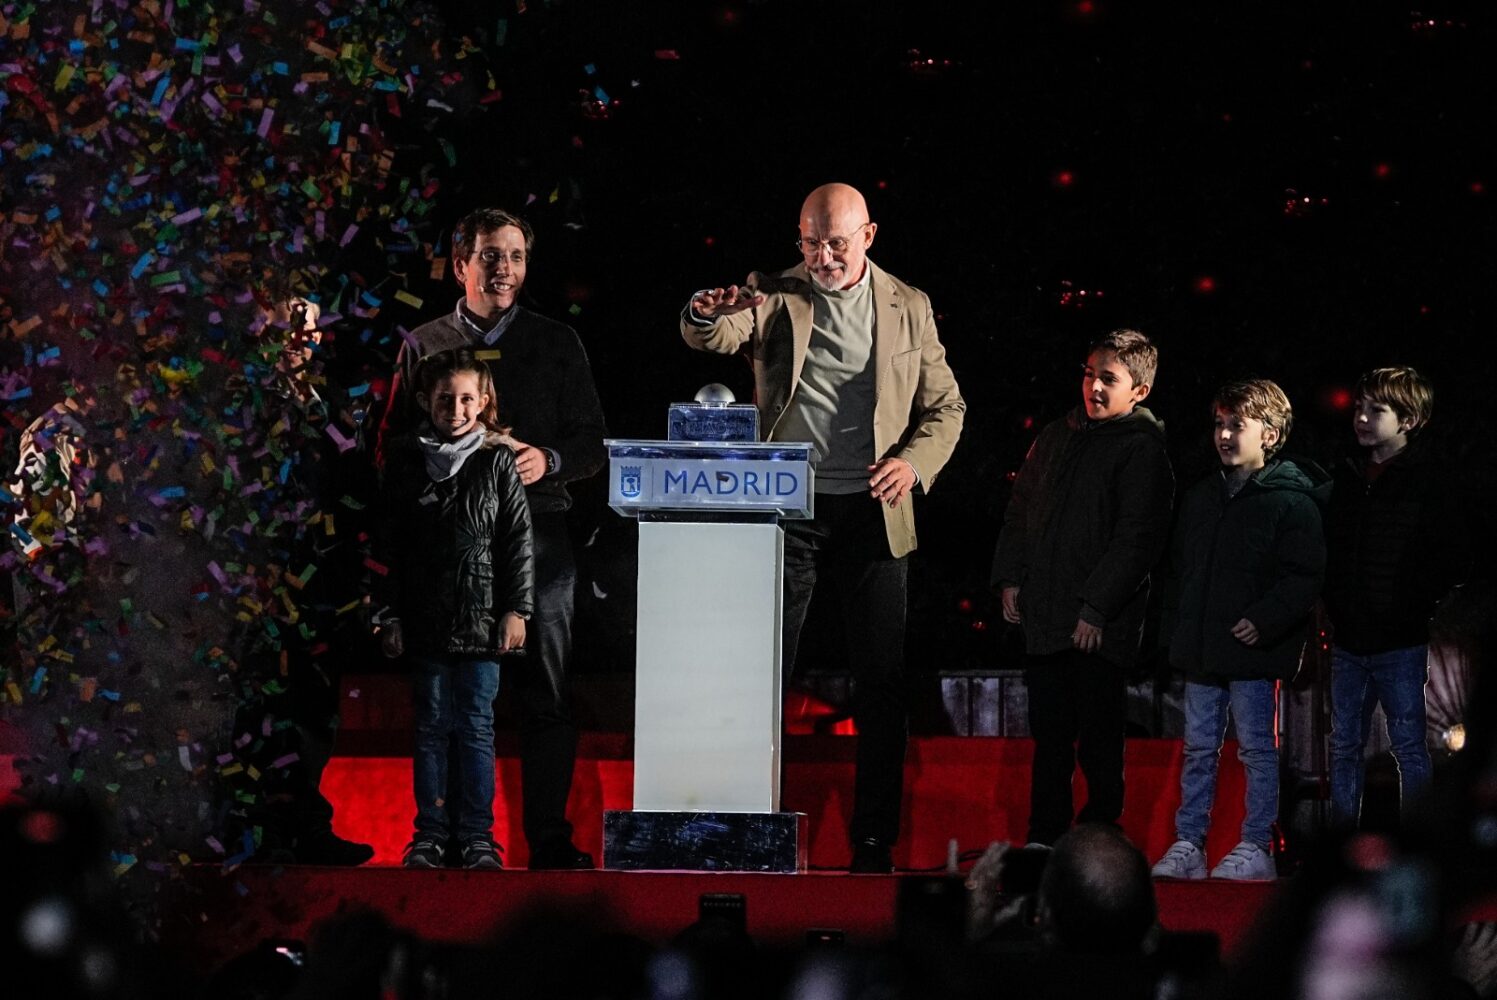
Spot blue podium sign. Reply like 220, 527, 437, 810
605, 439, 814, 519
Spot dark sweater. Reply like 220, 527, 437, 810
386, 305, 607, 514
991, 405, 1175, 669
1323, 442, 1468, 654
1168, 459, 1330, 682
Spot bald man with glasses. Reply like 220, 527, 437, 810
681, 182, 966, 874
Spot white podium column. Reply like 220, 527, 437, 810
633, 520, 783, 812
601, 434, 811, 871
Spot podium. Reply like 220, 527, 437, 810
601, 434, 814, 872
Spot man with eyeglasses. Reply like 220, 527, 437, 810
681, 182, 966, 874
380, 207, 607, 870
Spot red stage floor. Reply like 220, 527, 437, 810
164, 865, 1277, 979
8, 717, 1278, 978
320, 735, 1250, 871
147, 731, 1264, 976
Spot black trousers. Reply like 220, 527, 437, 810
1024, 649, 1127, 845
782, 492, 909, 847
248, 641, 342, 855
516, 511, 580, 850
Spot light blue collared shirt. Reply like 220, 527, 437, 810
456, 297, 521, 344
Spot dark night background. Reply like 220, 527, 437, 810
1, 0, 1491, 736
366, 0, 1495, 684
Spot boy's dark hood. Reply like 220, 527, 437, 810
1246, 455, 1333, 507
1065, 404, 1167, 439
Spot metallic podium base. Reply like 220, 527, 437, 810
602, 810, 807, 873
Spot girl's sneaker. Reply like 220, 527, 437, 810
402, 837, 445, 869
462, 837, 504, 870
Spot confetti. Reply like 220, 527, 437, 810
0, 0, 498, 914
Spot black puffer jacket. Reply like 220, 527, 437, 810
1323, 443, 1469, 654
1168, 458, 1330, 682
991, 405, 1175, 669
377, 431, 535, 656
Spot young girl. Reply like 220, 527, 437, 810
376, 349, 534, 870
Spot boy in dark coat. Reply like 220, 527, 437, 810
1152, 379, 1328, 882
1324, 367, 1466, 827
992, 329, 1175, 847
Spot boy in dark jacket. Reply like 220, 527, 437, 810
1324, 367, 1465, 827
992, 329, 1175, 846
1151, 379, 1328, 882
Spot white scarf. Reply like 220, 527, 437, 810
417, 428, 485, 481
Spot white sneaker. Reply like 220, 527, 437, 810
1150, 839, 1207, 880
1210, 841, 1276, 881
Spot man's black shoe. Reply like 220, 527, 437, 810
528, 841, 595, 870
296, 831, 374, 867
252, 844, 297, 865
849, 840, 894, 874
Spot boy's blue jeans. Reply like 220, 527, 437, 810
1176, 678, 1278, 850
411, 653, 502, 844
1329, 644, 1430, 827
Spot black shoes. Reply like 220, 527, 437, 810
404, 835, 506, 869
849, 839, 894, 874
461, 837, 504, 870
402, 837, 445, 869
293, 831, 374, 867
528, 841, 595, 870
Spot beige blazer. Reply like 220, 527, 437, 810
680, 260, 965, 557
